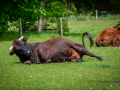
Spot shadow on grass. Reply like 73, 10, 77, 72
13, 60, 87, 65
49, 59, 87, 64
63, 32, 82, 37
0, 30, 83, 42
0, 32, 21, 41
13, 62, 23, 64
0, 31, 39, 41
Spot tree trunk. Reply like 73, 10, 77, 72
37, 0, 45, 33
20, 18, 22, 37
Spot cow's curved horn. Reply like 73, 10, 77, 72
18, 36, 24, 40
9, 36, 24, 50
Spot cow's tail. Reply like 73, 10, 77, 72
82, 32, 94, 48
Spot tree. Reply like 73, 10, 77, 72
0, 0, 75, 34
1, 0, 119, 34
37, 0, 45, 33
66, 0, 120, 14
0, 0, 45, 34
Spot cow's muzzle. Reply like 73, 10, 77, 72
27, 50, 32, 56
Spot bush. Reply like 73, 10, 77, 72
56, 18, 68, 33
0, 22, 9, 35
98, 14, 120, 21
69, 14, 120, 21
77, 15, 88, 21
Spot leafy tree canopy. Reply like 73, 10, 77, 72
0, 0, 45, 34
0, 0, 119, 34
0, 0, 76, 34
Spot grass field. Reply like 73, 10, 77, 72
0, 18, 120, 90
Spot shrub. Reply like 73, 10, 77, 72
69, 14, 120, 21
56, 17, 68, 33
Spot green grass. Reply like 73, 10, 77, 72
0, 19, 120, 90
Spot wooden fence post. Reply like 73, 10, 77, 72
20, 18, 22, 37
67, 17, 69, 36
60, 18, 63, 38
96, 10, 98, 21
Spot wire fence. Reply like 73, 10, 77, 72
8, 17, 69, 34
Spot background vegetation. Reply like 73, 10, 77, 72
0, 0, 120, 34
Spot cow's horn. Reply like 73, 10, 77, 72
18, 36, 24, 40
9, 36, 24, 50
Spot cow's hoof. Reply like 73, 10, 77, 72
99, 57, 103, 61
77, 60, 81, 62
24, 60, 31, 65
71, 60, 77, 62
77, 58, 82, 62
46, 60, 51, 64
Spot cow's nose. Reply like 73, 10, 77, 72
27, 51, 31, 56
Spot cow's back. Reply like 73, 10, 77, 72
43, 38, 74, 48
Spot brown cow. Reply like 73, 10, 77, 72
95, 24, 120, 47
9, 32, 103, 64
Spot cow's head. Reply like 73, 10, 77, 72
115, 22, 120, 30
9, 37, 31, 60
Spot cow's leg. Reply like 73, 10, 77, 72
67, 55, 82, 62
68, 56, 77, 62
69, 56, 82, 62
20, 58, 26, 63
24, 60, 31, 65
68, 48, 80, 62
30, 51, 40, 64
37, 49, 47, 63
77, 56, 83, 62
62, 57, 66, 62
82, 50, 103, 61
30, 57, 40, 63
117, 43, 120, 47
97, 39, 103, 47
73, 45, 103, 61
112, 39, 120, 47
46, 60, 51, 64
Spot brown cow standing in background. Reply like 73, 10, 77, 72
95, 23, 120, 47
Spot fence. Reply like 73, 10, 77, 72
8, 17, 69, 37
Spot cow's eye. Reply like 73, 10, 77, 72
20, 52, 24, 54
16, 50, 24, 55
16, 50, 21, 53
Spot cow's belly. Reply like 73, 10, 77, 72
48, 48, 80, 62
48, 47, 71, 62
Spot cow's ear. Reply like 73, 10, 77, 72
23, 37, 27, 42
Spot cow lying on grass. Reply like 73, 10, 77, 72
9, 32, 103, 65
95, 23, 120, 47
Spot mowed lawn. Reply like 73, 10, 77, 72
0, 19, 120, 90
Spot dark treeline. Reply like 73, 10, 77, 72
67, 0, 120, 14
